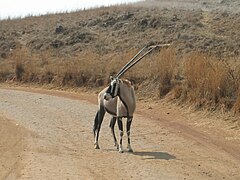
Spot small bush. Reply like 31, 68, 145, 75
157, 48, 177, 97
15, 60, 24, 81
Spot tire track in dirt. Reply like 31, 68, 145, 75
141, 109, 240, 161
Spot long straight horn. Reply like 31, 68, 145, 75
116, 46, 155, 78
116, 43, 171, 78
115, 45, 147, 78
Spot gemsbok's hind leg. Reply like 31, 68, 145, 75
109, 117, 119, 149
126, 117, 133, 152
94, 106, 105, 149
117, 117, 124, 153
93, 111, 99, 138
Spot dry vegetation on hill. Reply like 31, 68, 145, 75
0, 1, 240, 117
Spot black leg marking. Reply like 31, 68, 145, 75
117, 117, 124, 153
93, 111, 99, 137
110, 117, 118, 148
126, 117, 133, 152
109, 117, 116, 128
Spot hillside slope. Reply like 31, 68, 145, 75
0, 0, 240, 58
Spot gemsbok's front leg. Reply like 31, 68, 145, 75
117, 117, 124, 153
126, 117, 133, 152
109, 117, 119, 149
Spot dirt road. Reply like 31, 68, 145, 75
0, 87, 240, 179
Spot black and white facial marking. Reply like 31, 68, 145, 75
104, 78, 119, 100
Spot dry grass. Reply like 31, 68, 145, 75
180, 52, 240, 111
1, 45, 240, 116
2, 48, 123, 86
233, 89, 240, 114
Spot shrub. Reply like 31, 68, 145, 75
157, 48, 177, 97
15, 60, 24, 81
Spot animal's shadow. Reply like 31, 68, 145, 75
131, 151, 176, 160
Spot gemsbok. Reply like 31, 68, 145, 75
93, 44, 170, 153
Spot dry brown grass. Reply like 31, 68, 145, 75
1, 46, 240, 116
180, 52, 240, 111
233, 89, 240, 114
2, 48, 123, 87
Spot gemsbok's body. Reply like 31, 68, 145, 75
93, 78, 136, 153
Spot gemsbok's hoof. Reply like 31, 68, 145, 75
114, 144, 119, 150
119, 145, 123, 153
119, 149, 124, 153
128, 148, 133, 153
127, 144, 133, 152
94, 144, 100, 149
